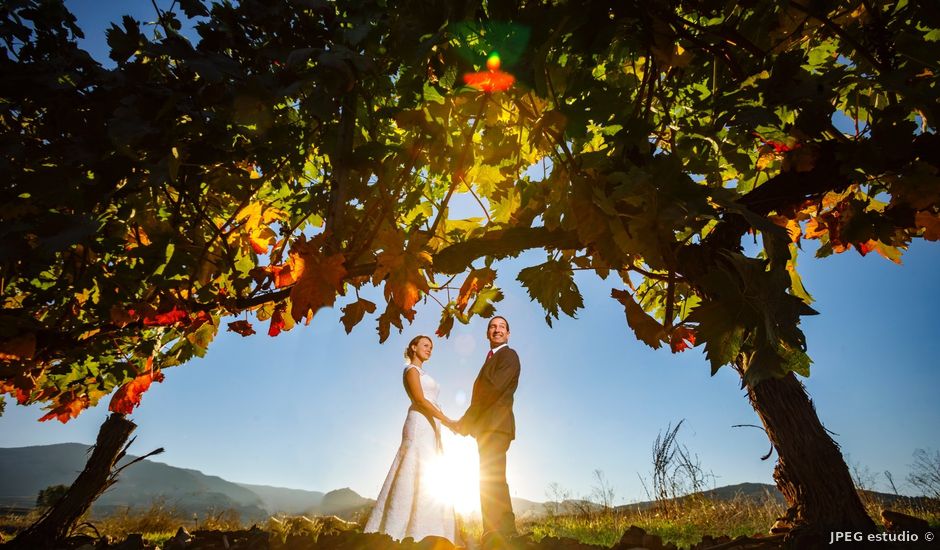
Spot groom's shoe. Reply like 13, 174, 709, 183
480, 531, 504, 550
481, 531, 521, 550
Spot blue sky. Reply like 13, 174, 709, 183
2, 1, 938, 505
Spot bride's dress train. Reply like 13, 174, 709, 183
364, 365, 456, 542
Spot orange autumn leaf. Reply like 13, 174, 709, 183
670, 326, 697, 353
288, 243, 347, 324
456, 267, 496, 312
270, 264, 298, 288
227, 320, 256, 336
39, 393, 88, 423
803, 217, 828, 239
768, 215, 801, 243
2, 376, 35, 405
108, 360, 165, 415
373, 247, 431, 312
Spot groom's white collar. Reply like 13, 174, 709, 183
489, 343, 508, 355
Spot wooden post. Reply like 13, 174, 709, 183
10, 413, 136, 549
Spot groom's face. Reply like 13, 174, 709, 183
487, 318, 509, 347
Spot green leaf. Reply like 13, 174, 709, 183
468, 287, 504, 319
518, 261, 584, 327
423, 82, 446, 105
686, 301, 745, 374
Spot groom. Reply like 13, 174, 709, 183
456, 316, 520, 543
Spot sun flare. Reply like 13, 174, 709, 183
423, 431, 481, 516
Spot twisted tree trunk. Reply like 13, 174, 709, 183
739, 362, 876, 548
10, 413, 136, 550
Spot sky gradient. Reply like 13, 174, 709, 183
1, 1, 938, 507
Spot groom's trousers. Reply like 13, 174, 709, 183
478, 431, 516, 536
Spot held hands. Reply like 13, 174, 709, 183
443, 417, 469, 437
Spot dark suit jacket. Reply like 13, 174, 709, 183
460, 345, 520, 440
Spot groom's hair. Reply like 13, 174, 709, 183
488, 316, 510, 332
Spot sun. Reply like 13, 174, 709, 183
423, 430, 481, 516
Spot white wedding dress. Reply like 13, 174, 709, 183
364, 364, 457, 543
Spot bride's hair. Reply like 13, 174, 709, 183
404, 335, 432, 361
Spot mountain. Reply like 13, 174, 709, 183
0, 444, 271, 521
305, 488, 374, 519
236, 483, 324, 515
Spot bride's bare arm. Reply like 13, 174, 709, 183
404, 368, 454, 424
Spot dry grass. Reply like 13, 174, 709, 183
523, 493, 783, 548
1, 498, 246, 546
523, 493, 940, 548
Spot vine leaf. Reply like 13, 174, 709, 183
288, 239, 348, 324
38, 392, 87, 424
340, 298, 377, 334
611, 289, 666, 349
107, 359, 165, 416
517, 260, 583, 327
670, 326, 696, 353
227, 320, 256, 337
686, 301, 745, 375
373, 245, 431, 312
456, 267, 496, 312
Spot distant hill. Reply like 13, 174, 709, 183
0, 444, 278, 521
0, 444, 374, 522
236, 483, 324, 515
613, 482, 935, 514
305, 488, 374, 520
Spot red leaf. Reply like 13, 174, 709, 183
142, 306, 190, 326
39, 393, 88, 423
227, 320, 256, 337
16, 386, 30, 405
268, 309, 286, 337
856, 239, 878, 256
108, 360, 164, 415
670, 326, 697, 353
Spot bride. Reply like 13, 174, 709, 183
364, 335, 458, 543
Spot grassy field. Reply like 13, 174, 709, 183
2, 494, 938, 549
521, 494, 784, 548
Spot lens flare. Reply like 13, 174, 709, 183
423, 430, 481, 516
486, 52, 501, 71
463, 51, 514, 92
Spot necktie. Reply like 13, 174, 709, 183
486, 350, 494, 361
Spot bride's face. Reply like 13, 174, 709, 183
413, 338, 433, 362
